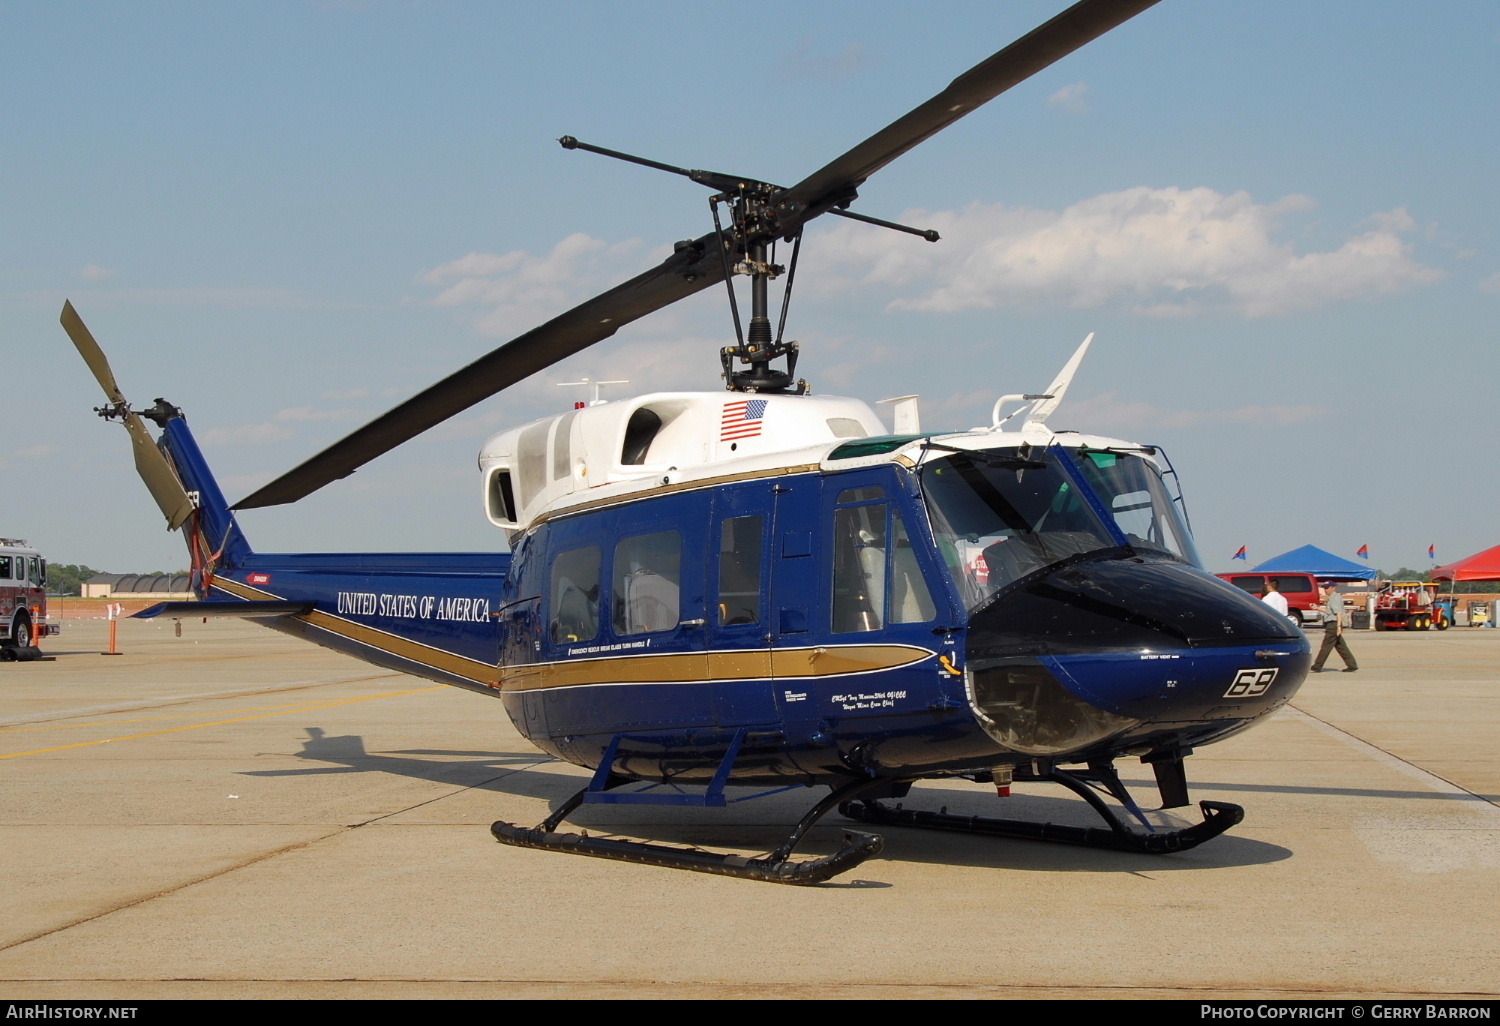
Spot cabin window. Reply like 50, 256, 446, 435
487, 470, 517, 523
29, 558, 42, 586
826, 417, 867, 439
832, 503, 934, 633
550, 546, 601, 645
612, 530, 681, 635
717, 516, 763, 626
0, 557, 10, 579
551, 410, 577, 482
837, 486, 884, 504
517, 421, 551, 506
832, 503, 887, 633
890, 513, 936, 624
621, 408, 663, 466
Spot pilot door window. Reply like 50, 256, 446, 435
717, 515, 763, 626
550, 546, 601, 645
612, 531, 682, 635
832, 500, 937, 633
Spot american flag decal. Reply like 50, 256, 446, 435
720, 399, 768, 442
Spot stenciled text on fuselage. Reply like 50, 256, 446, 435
335, 591, 491, 623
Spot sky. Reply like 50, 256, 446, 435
4, 0, 1498, 576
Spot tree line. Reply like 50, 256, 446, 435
45, 565, 186, 597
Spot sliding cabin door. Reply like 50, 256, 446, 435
707, 482, 777, 727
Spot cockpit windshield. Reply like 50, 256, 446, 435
1069, 447, 1201, 568
920, 445, 1200, 611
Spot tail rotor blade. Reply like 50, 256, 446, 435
125, 412, 196, 530
59, 302, 197, 531
60, 299, 127, 407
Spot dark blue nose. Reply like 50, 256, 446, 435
963, 557, 1309, 757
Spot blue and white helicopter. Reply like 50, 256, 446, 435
63, 0, 1309, 885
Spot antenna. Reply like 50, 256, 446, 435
1026, 332, 1095, 426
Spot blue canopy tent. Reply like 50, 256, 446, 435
1252, 545, 1376, 581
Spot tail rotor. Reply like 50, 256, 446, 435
59, 301, 196, 531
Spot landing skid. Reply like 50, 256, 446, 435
839, 767, 1243, 855
491, 776, 888, 885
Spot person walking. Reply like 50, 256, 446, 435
1261, 578, 1290, 619
1311, 582, 1358, 672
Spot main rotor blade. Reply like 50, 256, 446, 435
233, 234, 728, 510
60, 302, 197, 530
774, 0, 1161, 223
233, 0, 1158, 511
60, 299, 127, 407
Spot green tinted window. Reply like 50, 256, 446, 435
828, 435, 924, 460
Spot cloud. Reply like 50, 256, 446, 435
80, 263, 116, 282
1060, 391, 1330, 434
1048, 82, 1090, 114
0, 442, 62, 468
421, 234, 652, 337
1480, 272, 1500, 295
809, 187, 1442, 318
54, 287, 316, 309
1363, 207, 1417, 232
199, 405, 364, 446
199, 422, 296, 446
777, 40, 870, 81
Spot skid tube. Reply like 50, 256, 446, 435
838, 765, 1244, 855
492, 775, 888, 885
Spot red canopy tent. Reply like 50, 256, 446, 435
1431, 544, 1500, 582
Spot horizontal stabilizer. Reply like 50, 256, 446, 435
133, 601, 314, 620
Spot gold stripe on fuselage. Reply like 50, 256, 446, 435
212, 579, 933, 695
499, 643, 935, 693
212, 577, 501, 687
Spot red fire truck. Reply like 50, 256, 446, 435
1373, 581, 1448, 631
1, 537, 59, 658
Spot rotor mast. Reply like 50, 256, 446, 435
559, 135, 944, 394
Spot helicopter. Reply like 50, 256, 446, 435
62, 0, 1311, 885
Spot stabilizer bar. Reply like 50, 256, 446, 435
134, 600, 314, 620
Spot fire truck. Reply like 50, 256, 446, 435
1373, 581, 1448, 631
1, 537, 58, 659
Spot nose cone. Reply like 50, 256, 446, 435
964, 558, 1309, 757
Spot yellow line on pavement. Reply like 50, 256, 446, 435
0, 686, 445, 761
1, 694, 408, 734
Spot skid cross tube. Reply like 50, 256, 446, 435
492, 775, 891, 885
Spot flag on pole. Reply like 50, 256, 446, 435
1428, 544, 1436, 561
1356, 544, 1369, 560
1232, 545, 1247, 561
